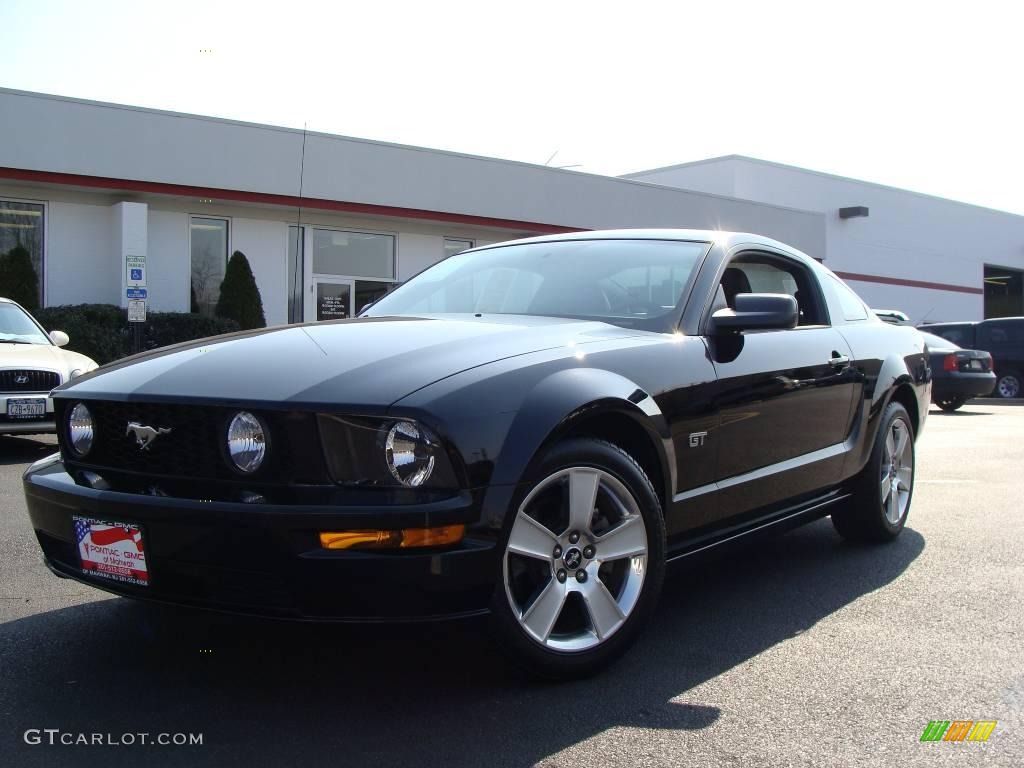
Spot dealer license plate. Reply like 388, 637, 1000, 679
6, 398, 46, 419
73, 516, 149, 586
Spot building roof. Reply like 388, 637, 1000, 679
623, 154, 1024, 221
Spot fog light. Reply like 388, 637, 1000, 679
226, 411, 266, 474
319, 524, 465, 550
67, 402, 94, 457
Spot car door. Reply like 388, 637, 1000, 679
702, 249, 857, 524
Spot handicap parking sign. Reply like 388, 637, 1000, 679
130, 268, 143, 281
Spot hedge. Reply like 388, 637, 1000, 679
33, 304, 240, 365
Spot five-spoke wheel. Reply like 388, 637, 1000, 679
832, 401, 915, 542
504, 467, 649, 650
490, 438, 665, 678
880, 417, 913, 525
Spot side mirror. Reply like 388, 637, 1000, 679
49, 330, 70, 347
710, 293, 798, 334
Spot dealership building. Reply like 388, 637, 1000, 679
1, 87, 1022, 325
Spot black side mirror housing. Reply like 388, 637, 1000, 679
710, 293, 798, 334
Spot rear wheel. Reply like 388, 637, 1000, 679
995, 371, 1021, 399
936, 396, 966, 412
490, 438, 666, 679
832, 401, 915, 542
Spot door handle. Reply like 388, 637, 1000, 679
829, 353, 851, 370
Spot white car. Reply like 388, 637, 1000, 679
1, 297, 98, 435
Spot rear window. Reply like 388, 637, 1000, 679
826, 275, 868, 321
920, 331, 959, 349
928, 325, 972, 346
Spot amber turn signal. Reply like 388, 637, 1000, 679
319, 524, 465, 550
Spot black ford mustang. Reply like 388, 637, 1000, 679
23, 230, 930, 677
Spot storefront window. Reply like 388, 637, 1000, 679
444, 238, 473, 261
0, 200, 45, 308
313, 229, 394, 279
190, 217, 229, 315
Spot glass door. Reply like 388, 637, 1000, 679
311, 278, 355, 322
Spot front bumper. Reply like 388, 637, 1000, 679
1, 392, 55, 434
23, 456, 500, 621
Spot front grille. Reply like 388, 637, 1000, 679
56, 400, 329, 483
0, 369, 60, 393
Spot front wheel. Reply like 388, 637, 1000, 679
832, 401, 915, 542
490, 438, 666, 679
995, 372, 1021, 399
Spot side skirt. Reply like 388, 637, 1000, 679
665, 490, 850, 565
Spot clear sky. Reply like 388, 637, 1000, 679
3, 0, 1022, 214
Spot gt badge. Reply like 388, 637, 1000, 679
689, 431, 707, 448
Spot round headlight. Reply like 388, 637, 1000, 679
226, 411, 266, 474
67, 402, 94, 457
385, 421, 436, 487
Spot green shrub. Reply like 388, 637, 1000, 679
33, 304, 240, 365
0, 244, 41, 312
34, 304, 128, 363
143, 312, 239, 352
216, 251, 266, 330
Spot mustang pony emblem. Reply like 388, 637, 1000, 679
126, 422, 172, 450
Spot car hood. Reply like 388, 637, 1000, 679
1, 342, 94, 378
58, 315, 642, 408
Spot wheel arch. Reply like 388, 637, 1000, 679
480, 368, 674, 529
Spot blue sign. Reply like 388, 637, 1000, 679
130, 268, 143, 281
126, 287, 148, 299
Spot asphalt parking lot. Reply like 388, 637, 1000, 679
1, 402, 1022, 767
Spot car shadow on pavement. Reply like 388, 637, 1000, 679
0, 519, 924, 768
0, 435, 58, 467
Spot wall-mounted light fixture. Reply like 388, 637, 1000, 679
839, 206, 869, 219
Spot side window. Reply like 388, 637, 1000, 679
826, 275, 869, 321
720, 255, 826, 326
978, 323, 1019, 345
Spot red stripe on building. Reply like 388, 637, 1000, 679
0, 166, 579, 235
834, 271, 983, 295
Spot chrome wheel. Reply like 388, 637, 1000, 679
997, 374, 1021, 399
503, 467, 648, 652
880, 417, 913, 524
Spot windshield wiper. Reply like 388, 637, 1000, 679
0, 339, 35, 344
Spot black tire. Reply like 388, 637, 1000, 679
489, 437, 666, 679
936, 396, 966, 412
995, 371, 1021, 399
832, 401, 915, 543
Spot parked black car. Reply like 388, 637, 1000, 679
921, 317, 1024, 399
919, 331, 995, 411
23, 230, 930, 677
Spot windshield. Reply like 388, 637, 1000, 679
365, 238, 709, 329
0, 302, 50, 345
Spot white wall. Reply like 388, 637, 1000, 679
0, 88, 826, 258
231, 218, 288, 326
46, 201, 118, 305
397, 233, 444, 282
146, 210, 190, 312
